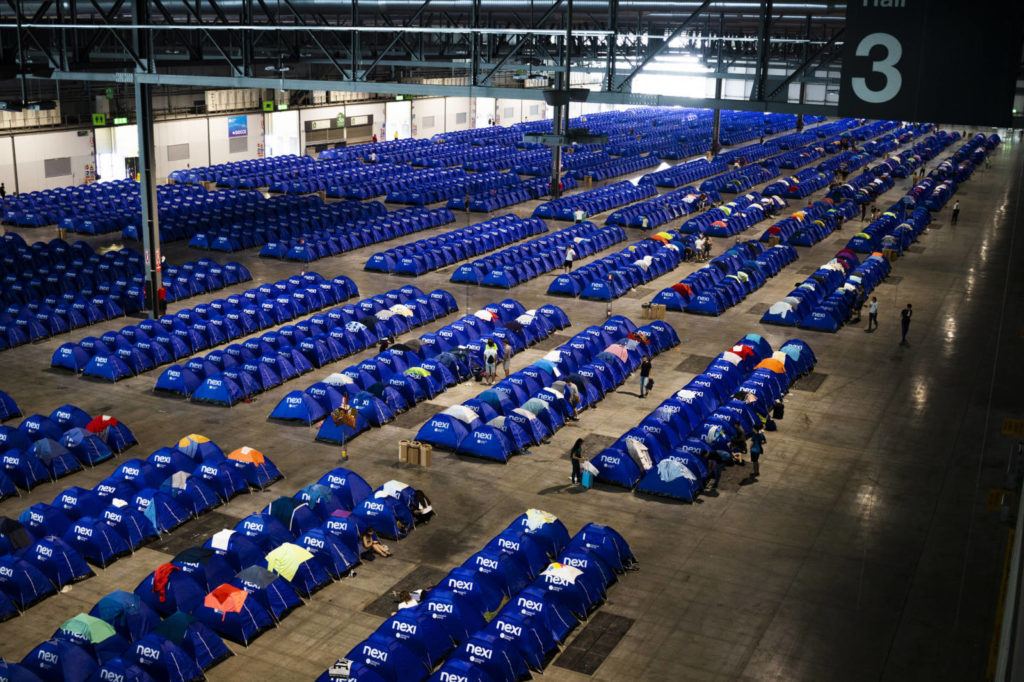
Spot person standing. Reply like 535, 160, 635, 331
639, 357, 652, 398
860, 202, 868, 221
570, 438, 584, 486
750, 425, 766, 478
0, 183, 6, 200
483, 339, 499, 385
866, 296, 879, 332
900, 303, 913, 346
705, 456, 722, 493
563, 245, 576, 273
502, 340, 512, 378
951, 200, 960, 225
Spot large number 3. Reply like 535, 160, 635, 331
852, 32, 903, 104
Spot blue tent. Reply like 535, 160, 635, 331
190, 375, 244, 406
152, 611, 231, 671
128, 634, 204, 682
87, 658, 157, 682
415, 407, 481, 451
0, 556, 56, 609
21, 536, 93, 587
0, 472, 16, 501
49, 405, 92, 430
62, 428, 114, 467
132, 488, 192, 533
90, 591, 160, 642
506, 512, 569, 559
448, 632, 530, 682
100, 421, 137, 454
83, 354, 134, 381
374, 605, 454, 669
230, 565, 303, 623
19, 503, 73, 537
422, 588, 482, 644
489, 605, 558, 669
565, 523, 634, 574
154, 366, 202, 397
192, 458, 247, 501
0, 657, 48, 681
345, 632, 431, 682
146, 448, 193, 475
21, 639, 97, 682
0, 390, 21, 421
264, 497, 320, 536
62, 516, 131, 568
194, 582, 275, 646
296, 527, 358, 579
113, 460, 163, 489
2, 449, 52, 489
483, 530, 549, 581
269, 391, 327, 425
233, 514, 294, 552
509, 584, 577, 643
0, 425, 33, 452
54, 486, 107, 519
51, 344, 93, 373
462, 548, 529, 598
19, 414, 65, 442
442, 565, 507, 616
170, 547, 234, 592
456, 426, 514, 462
134, 566, 205, 617
353, 496, 413, 540
428, 659, 494, 682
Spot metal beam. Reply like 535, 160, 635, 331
764, 25, 843, 101
358, 0, 431, 80
132, 0, 161, 320
615, 0, 713, 91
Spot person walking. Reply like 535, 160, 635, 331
900, 303, 913, 346
639, 357, 652, 398
951, 200, 960, 225
502, 340, 512, 378
866, 296, 879, 332
563, 245, 576, 273
750, 425, 766, 478
570, 438, 584, 486
860, 202, 867, 221
483, 339, 499, 384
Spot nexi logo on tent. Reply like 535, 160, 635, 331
363, 645, 388, 662
365, 501, 385, 513
37, 650, 59, 664
74, 524, 94, 537
495, 620, 522, 637
0, 565, 13, 577
137, 644, 162, 660
438, 673, 469, 682
305, 537, 325, 549
466, 644, 494, 660
517, 597, 544, 612
243, 520, 265, 533
430, 420, 450, 431
475, 556, 499, 570
392, 621, 417, 635
477, 431, 493, 441
326, 475, 347, 487
448, 579, 474, 591
497, 538, 520, 552
100, 669, 126, 682
227, 115, 248, 138
563, 556, 588, 569
428, 602, 454, 615
104, 511, 123, 523
37, 545, 54, 557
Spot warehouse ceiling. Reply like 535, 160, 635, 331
0, 1, 850, 112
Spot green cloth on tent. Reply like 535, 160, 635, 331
266, 543, 315, 581
60, 614, 118, 643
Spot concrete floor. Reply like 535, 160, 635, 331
1, 126, 1022, 682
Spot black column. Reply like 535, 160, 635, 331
134, 0, 161, 320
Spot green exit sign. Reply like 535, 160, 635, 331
336, 114, 345, 128
113, 116, 129, 125
91, 113, 107, 126
262, 100, 275, 112
277, 103, 289, 111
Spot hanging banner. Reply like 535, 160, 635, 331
838, 0, 1023, 126
227, 115, 249, 138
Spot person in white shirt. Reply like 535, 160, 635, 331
563, 245, 576, 273
866, 296, 879, 332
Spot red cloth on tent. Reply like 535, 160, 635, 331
153, 563, 180, 603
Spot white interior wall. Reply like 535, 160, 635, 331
208, 113, 264, 164
411, 98, 446, 138
474, 97, 496, 127
154, 118, 209, 182
384, 100, 412, 139
444, 97, 472, 132
265, 110, 301, 158
495, 99, 523, 125
346, 102, 387, 137
0, 136, 14, 193
13, 129, 95, 192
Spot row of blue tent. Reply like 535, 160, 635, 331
159, 285, 457, 406
327, 164, 468, 201
605, 186, 722, 230
387, 170, 521, 206
258, 207, 456, 262
0, 434, 281, 620
532, 180, 657, 221
276, 300, 571, 445
52, 272, 359, 381
320, 512, 636, 682
365, 214, 547, 276
446, 175, 576, 213
187, 196, 386, 252
571, 152, 661, 182
678, 191, 780, 237
762, 132, 996, 333
416, 316, 680, 461
0, 390, 21, 422
756, 199, 858, 248
1, 407, 136, 495
450, 221, 626, 289
547, 233, 686, 301
652, 241, 799, 316
763, 167, 833, 199
170, 153, 312, 185
591, 334, 816, 499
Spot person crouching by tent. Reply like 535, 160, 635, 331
483, 340, 499, 385
413, 489, 434, 525
360, 530, 392, 560
570, 438, 584, 486
730, 427, 748, 465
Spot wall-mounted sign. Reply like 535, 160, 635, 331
113, 116, 129, 125
839, 0, 1024, 126
227, 115, 249, 138
91, 113, 107, 126
262, 100, 275, 112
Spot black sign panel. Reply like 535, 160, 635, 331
839, 0, 1023, 126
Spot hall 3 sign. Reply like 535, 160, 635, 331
838, 0, 1024, 126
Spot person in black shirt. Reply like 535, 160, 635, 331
900, 304, 913, 346
639, 358, 652, 398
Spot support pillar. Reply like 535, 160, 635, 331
134, 0, 161, 320
711, 108, 721, 157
